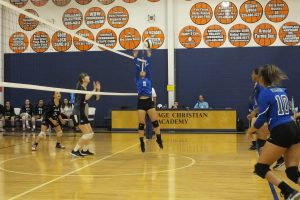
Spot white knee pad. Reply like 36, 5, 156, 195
81, 132, 94, 140
38, 132, 46, 138
56, 131, 63, 137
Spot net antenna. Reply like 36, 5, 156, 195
0, 0, 146, 62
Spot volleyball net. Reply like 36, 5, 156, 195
0, 0, 142, 97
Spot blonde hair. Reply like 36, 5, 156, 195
259, 64, 288, 86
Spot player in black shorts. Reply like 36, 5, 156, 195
133, 50, 163, 152
32, 91, 66, 151
247, 65, 300, 199
71, 72, 100, 157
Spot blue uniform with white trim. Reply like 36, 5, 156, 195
134, 57, 152, 97
254, 87, 292, 130
253, 83, 264, 109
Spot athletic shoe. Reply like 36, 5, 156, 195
11, 128, 15, 132
156, 139, 163, 149
32, 144, 37, 151
31, 128, 35, 132
284, 191, 300, 200
273, 157, 285, 170
81, 150, 94, 156
56, 143, 66, 149
70, 150, 84, 157
249, 144, 257, 151
140, 142, 145, 152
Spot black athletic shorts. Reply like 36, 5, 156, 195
73, 113, 89, 126
42, 119, 61, 128
268, 122, 300, 148
137, 98, 154, 111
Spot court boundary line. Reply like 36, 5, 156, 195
0, 153, 196, 178
7, 143, 139, 200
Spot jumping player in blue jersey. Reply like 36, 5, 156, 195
247, 65, 300, 200
133, 49, 163, 152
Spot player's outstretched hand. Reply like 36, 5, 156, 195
146, 49, 152, 57
94, 81, 101, 91
133, 50, 139, 58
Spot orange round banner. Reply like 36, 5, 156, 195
123, 0, 137, 2
52, 0, 70, 6
31, 0, 49, 7
142, 27, 165, 49
190, 2, 213, 25
107, 6, 129, 28
98, 0, 115, 5
203, 25, 226, 48
62, 8, 83, 30
279, 22, 300, 46
52, 31, 72, 52
30, 31, 50, 53
240, 0, 263, 23
253, 23, 277, 47
119, 28, 141, 50
9, 32, 29, 53
178, 26, 201, 49
214, 1, 238, 24
96, 29, 117, 50
10, 0, 28, 8
265, 0, 289, 23
228, 24, 251, 47
75, 0, 92, 5
73, 29, 94, 51
18, 9, 39, 31
85, 7, 106, 29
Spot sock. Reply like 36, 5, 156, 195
278, 182, 294, 197
26, 121, 29, 126
23, 124, 25, 129
0, 121, 3, 128
139, 137, 144, 144
73, 144, 81, 152
83, 145, 89, 151
33, 125, 36, 129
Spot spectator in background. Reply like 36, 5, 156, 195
0, 103, 4, 132
61, 98, 74, 127
171, 101, 179, 109
20, 99, 35, 132
194, 95, 209, 109
34, 99, 46, 121
4, 101, 16, 132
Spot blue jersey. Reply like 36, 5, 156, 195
252, 82, 264, 109
134, 57, 152, 97
254, 87, 292, 130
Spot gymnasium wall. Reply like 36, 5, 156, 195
2, 0, 300, 127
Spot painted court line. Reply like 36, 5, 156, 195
8, 143, 139, 200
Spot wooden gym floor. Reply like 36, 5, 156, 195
0, 132, 299, 200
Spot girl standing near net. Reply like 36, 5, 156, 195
133, 49, 163, 152
32, 91, 66, 151
71, 73, 100, 157
247, 65, 300, 200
